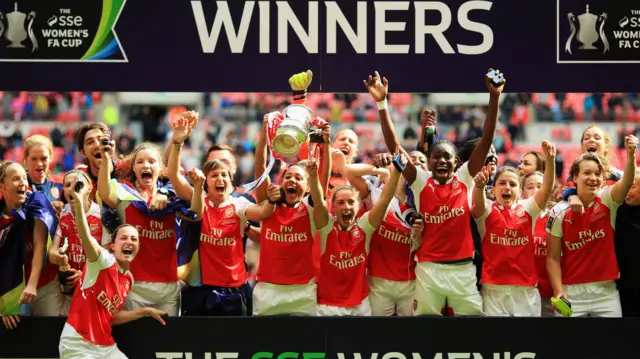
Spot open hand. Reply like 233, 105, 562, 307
363, 71, 388, 102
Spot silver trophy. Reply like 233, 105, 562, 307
271, 104, 319, 158
1, 3, 38, 52
565, 5, 609, 55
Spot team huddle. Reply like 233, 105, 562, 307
0, 70, 638, 359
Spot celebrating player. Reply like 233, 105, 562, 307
472, 141, 556, 316
0, 161, 57, 328
22, 134, 64, 213
48, 170, 103, 315
98, 140, 203, 316
58, 179, 165, 359
250, 114, 331, 316
546, 135, 638, 317
311, 153, 403, 316
520, 170, 557, 316
344, 153, 424, 316
369, 70, 503, 316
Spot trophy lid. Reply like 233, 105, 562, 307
283, 104, 313, 124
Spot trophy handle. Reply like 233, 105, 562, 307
599, 14, 609, 54
26, 12, 37, 52
0, 13, 4, 39
565, 13, 576, 54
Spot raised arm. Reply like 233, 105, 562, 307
70, 183, 102, 263
367, 154, 402, 228
97, 134, 119, 208
318, 125, 331, 194
364, 71, 417, 185
611, 135, 638, 203
534, 141, 557, 210
167, 113, 199, 202
467, 69, 505, 177
308, 160, 330, 230
471, 166, 490, 218
343, 162, 384, 200
254, 116, 272, 203
245, 185, 281, 222
417, 109, 439, 155
186, 168, 205, 220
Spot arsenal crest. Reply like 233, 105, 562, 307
224, 206, 234, 219
350, 227, 361, 238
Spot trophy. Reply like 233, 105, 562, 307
564, 5, 609, 55
271, 104, 321, 159
1, 3, 38, 52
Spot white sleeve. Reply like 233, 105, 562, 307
520, 197, 542, 220
318, 217, 335, 255
410, 167, 432, 210
231, 196, 251, 221
599, 187, 621, 230
546, 203, 569, 238
357, 212, 377, 253
473, 202, 492, 239
81, 247, 116, 290
456, 162, 475, 191
54, 223, 62, 239
301, 196, 317, 233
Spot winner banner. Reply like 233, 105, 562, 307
0, 0, 638, 92
0, 0, 126, 62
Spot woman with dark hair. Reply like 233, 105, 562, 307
547, 135, 637, 317
59, 180, 165, 358
518, 151, 546, 176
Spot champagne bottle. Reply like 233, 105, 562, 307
58, 237, 76, 295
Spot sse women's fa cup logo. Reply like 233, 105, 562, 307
565, 4, 609, 55
0, 2, 38, 52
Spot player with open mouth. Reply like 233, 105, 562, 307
0, 161, 58, 330
168, 113, 281, 316
311, 153, 404, 316
58, 180, 165, 359
472, 141, 556, 316
98, 138, 204, 317
369, 68, 504, 316
562, 125, 623, 214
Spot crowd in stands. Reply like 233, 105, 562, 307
1, 91, 639, 185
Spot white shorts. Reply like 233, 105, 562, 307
557, 280, 622, 318
541, 298, 555, 317
481, 284, 541, 317
31, 279, 66, 316
414, 261, 483, 316
316, 297, 372, 316
253, 280, 317, 316
368, 276, 414, 316
59, 323, 127, 359
124, 281, 180, 316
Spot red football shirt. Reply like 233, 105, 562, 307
64, 247, 134, 346
55, 202, 103, 270
547, 187, 621, 285
317, 213, 376, 308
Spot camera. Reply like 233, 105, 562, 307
102, 131, 112, 152
486, 69, 506, 87
392, 153, 406, 173
309, 130, 324, 144
74, 173, 84, 193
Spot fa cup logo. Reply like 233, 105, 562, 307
565, 4, 609, 55
0, 2, 38, 52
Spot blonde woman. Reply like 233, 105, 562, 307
22, 135, 64, 215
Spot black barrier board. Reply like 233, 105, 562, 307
1, 317, 639, 359
0, 0, 639, 92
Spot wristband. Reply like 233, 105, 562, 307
172, 139, 184, 147
377, 99, 388, 111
